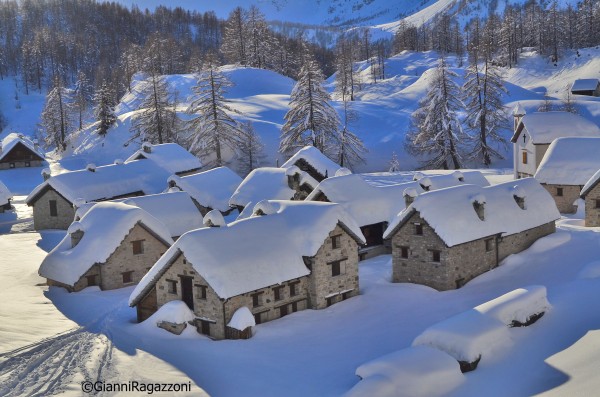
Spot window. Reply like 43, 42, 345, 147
595, 199, 600, 209
414, 223, 423, 235
49, 200, 58, 217
132, 240, 144, 255
252, 292, 263, 308
86, 274, 97, 286
200, 320, 211, 336
279, 305, 288, 317
273, 286, 284, 301
329, 259, 347, 277
289, 282, 299, 297
291, 301, 298, 312
25, 161, 30, 167
196, 285, 207, 300
556, 187, 563, 197
485, 238, 494, 252
430, 249, 441, 263
122, 271, 133, 284
522, 151, 528, 164
331, 234, 342, 249
254, 312, 263, 325
167, 279, 177, 294
326, 297, 334, 307
399, 246, 409, 259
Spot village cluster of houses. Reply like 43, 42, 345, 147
0, 97, 599, 340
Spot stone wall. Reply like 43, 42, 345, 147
32, 188, 74, 230
100, 222, 170, 290
0, 160, 44, 170
542, 184, 581, 214
497, 222, 556, 261
307, 224, 360, 309
47, 264, 101, 292
584, 183, 600, 226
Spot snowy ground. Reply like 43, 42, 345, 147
2, 207, 600, 395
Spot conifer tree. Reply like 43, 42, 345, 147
93, 81, 117, 136
336, 100, 366, 170
388, 151, 400, 172
237, 121, 266, 176
73, 70, 93, 130
40, 75, 72, 151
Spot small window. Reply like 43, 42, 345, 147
415, 223, 423, 235
326, 297, 334, 307
279, 305, 288, 317
252, 292, 263, 308
595, 199, 600, 209
132, 240, 144, 255
9, 162, 15, 168
196, 285, 207, 299
329, 259, 347, 277
254, 312, 263, 325
485, 238, 493, 252
200, 320, 211, 336
167, 279, 177, 294
291, 301, 298, 312
522, 151, 528, 164
49, 200, 58, 217
430, 249, 441, 263
122, 271, 133, 284
331, 234, 342, 249
556, 187, 563, 197
25, 161, 30, 167
86, 274, 97, 286
289, 282, 298, 297
400, 246, 409, 259
273, 286, 284, 301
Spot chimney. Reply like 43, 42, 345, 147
68, 222, 85, 248
512, 186, 526, 210
419, 177, 432, 192
513, 102, 526, 133
41, 168, 51, 181
403, 187, 418, 207
86, 163, 96, 172
453, 171, 465, 182
142, 142, 152, 154
114, 158, 123, 165
203, 209, 225, 227
253, 200, 276, 216
472, 194, 486, 221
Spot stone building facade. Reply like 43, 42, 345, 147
0, 141, 45, 170
134, 223, 361, 340
31, 188, 75, 230
541, 184, 582, 214
389, 213, 556, 291
582, 181, 600, 227
47, 223, 170, 292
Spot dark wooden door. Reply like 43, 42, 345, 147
180, 276, 194, 310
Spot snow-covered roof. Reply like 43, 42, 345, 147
144, 300, 196, 325
39, 202, 174, 287
0, 180, 12, 205
571, 79, 600, 92
383, 178, 560, 247
130, 201, 365, 304
306, 171, 490, 227
168, 166, 242, 212
581, 168, 600, 198
227, 307, 256, 331
346, 346, 464, 397
0, 133, 45, 162
26, 159, 172, 205
229, 167, 318, 208
534, 137, 600, 185
125, 142, 202, 175
281, 146, 342, 179
511, 112, 600, 144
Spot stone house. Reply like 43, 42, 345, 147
168, 166, 242, 216
0, 180, 12, 213
306, 171, 490, 260
125, 142, 202, 176
512, 110, 600, 179
39, 202, 173, 292
534, 137, 600, 213
228, 166, 319, 213
281, 145, 344, 182
0, 133, 45, 170
26, 159, 173, 230
580, 169, 600, 227
571, 79, 600, 97
129, 200, 365, 340
383, 178, 560, 291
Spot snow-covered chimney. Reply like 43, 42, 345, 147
419, 177, 432, 192
253, 200, 276, 216
142, 142, 152, 154
512, 186, 526, 210
453, 171, 465, 182
72, 198, 86, 211
413, 172, 424, 181
335, 167, 352, 177
86, 163, 96, 172
68, 221, 84, 248
41, 168, 51, 181
114, 158, 123, 165
203, 209, 225, 227
472, 194, 486, 221
513, 102, 526, 132
403, 187, 418, 207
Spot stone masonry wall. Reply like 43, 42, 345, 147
585, 183, 600, 227
100, 223, 171, 291
0, 160, 43, 170
47, 264, 101, 292
497, 222, 556, 262
308, 224, 360, 309
542, 183, 581, 214
32, 189, 74, 230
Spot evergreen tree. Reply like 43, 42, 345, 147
73, 70, 93, 130
388, 151, 400, 172
561, 88, 578, 114
405, 57, 465, 170
237, 121, 266, 176
463, 56, 508, 166
40, 75, 72, 151
129, 71, 178, 144
93, 81, 117, 136
186, 62, 245, 167
280, 47, 341, 157
336, 99, 366, 170
221, 7, 247, 66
